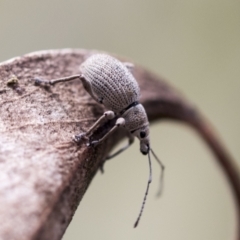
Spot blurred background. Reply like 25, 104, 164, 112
1, 1, 239, 239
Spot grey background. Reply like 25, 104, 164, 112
1, 1, 239, 239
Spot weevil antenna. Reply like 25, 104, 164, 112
134, 151, 152, 228
150, 148, 165, 197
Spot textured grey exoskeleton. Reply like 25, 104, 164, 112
34, 53, 164, 228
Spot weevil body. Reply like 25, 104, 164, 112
34, 53, 164, 227
81, 54, 140, 113
80, 54, 150, 154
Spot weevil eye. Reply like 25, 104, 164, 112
140, 131, 146, 139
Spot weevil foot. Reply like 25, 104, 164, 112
73, 133, 88, 143
33, 77, 48, 85
87, 140, 98, 147
31, 77, 53, 87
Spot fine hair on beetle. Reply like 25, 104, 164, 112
34, 53, 165, 227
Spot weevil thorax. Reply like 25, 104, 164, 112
80, 54, 140, 113
123, 104, 150, 155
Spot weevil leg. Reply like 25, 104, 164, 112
74, 110, 115, 142
87, 117, 125, 147
34, 74, 103, 104
33, 74, 81, 85
99, 133, 134, 173
105, 132, 134, 160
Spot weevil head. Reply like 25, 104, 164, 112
122, 104, 150, 154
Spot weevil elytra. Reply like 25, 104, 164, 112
34, 53, 164, 227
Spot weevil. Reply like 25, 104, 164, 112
34, 53, 164, 227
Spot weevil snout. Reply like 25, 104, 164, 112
140, 140, 150, 155
132, 127, 150, 155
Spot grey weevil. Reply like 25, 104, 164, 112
34, 53, 164, 227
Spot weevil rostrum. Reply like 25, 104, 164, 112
34, 53, 165, 227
